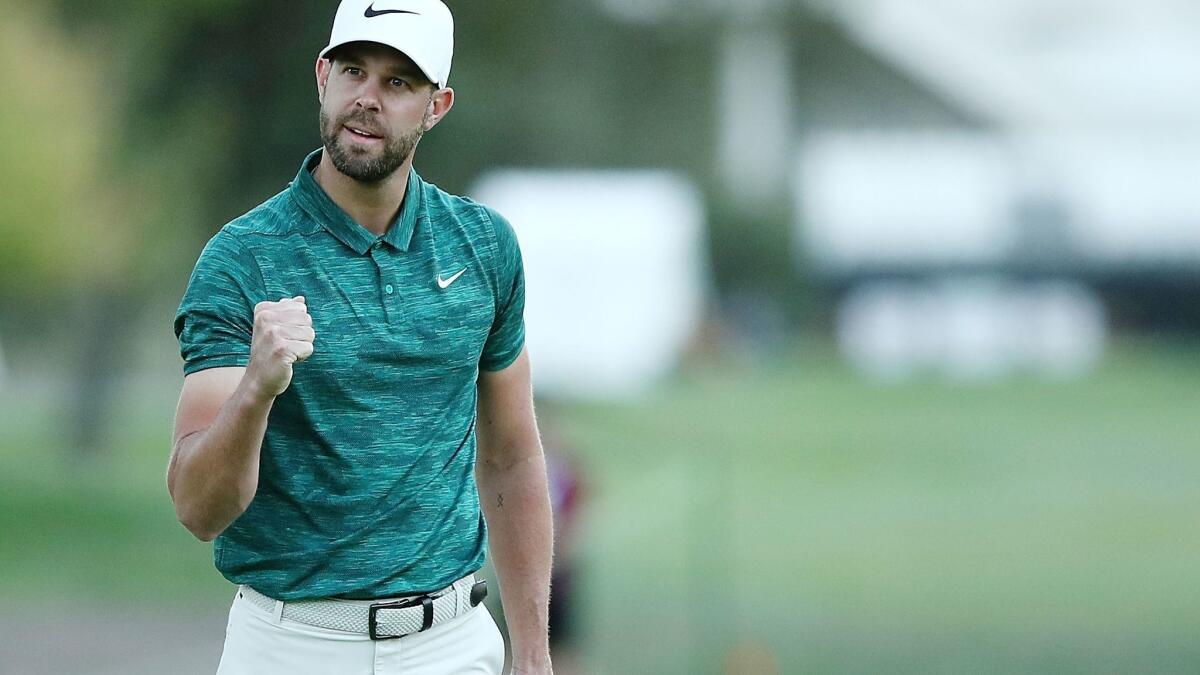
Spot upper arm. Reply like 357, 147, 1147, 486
174, 230, 260, 376
478, 207, 526, 372
476, 348, 540, 468
172, 366, 246, 448
475, 207, 535, 465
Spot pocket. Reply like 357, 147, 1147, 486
217, 590, 255, 675
477, 606, 506, 674
223, 589, 240, 638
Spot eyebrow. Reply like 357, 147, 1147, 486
336, 55, 424, 81
385, 64, 424, 79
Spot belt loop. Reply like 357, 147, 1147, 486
420, 596, 434, 632
272, 599, 285, 624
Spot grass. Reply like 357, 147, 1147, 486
556, 340, 1200, 673
2, 339, 1199, 672
0, 383, 232, 610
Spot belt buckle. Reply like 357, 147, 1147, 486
368, 595, 434, 641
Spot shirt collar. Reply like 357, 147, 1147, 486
289, 148, 421, 255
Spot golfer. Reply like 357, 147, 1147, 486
169, 1, 552, 673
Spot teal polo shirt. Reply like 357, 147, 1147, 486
173, 149, 525, 600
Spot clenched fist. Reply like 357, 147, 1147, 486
246, 296, 316, 397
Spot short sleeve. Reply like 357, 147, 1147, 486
479, 207, 526, 372
173, 230, 263, 375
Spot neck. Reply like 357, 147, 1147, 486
312, 151, 413, 237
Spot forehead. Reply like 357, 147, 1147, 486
328, 41, 425, 77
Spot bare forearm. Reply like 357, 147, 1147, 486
168, 377, 275, 541
478, 452, 554, 670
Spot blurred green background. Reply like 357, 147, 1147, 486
3, 343, 1199, 673
2, 1, 1199, 673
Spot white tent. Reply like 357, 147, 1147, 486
471, 170, 708, 400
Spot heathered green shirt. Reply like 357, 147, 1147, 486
174, 149, 525, 600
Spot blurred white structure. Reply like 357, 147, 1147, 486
471, 171, 707, 400
795, 130, 1200, 270
1036, 134, 1200, 263
814, 0, 1200, 131
798, 133, 1016, 271
798, 1, 1200, 265
837, 279, 1107, 382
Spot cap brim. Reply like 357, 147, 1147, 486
319, 39, 442, 88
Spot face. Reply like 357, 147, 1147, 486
316, 42, 450, 183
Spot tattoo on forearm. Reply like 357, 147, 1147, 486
497, 492, 504, 508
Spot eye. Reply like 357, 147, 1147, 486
344, 66, 362, 76
390, 77, 409, 89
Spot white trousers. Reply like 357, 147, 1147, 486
216, 587, 505, 675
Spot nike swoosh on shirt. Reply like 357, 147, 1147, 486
364, 4, 420, 18
437, 268, 466, 289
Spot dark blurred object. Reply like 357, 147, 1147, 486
67, 287, 139, 456
546, 448, 585, 647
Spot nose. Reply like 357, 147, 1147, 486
353, 81, 382, 112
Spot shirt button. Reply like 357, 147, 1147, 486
384, 284, 394, 295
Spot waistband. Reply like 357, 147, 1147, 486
239, 572, 487, 640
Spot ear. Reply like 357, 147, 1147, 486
423, 87, 455, 131
315, 57, 332, 103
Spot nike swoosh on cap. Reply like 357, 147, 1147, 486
364, 4, 420, 18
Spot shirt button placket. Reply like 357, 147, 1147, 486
371, 246, 402, 324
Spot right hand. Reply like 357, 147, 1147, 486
246, 296, 316, 397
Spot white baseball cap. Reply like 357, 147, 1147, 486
320, 0, 454, 88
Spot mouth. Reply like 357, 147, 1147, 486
343, 124, 383, 142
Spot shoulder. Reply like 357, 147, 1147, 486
186, 226, 262, 298
190, 188, 302, 280
417, 176, 517, 251
193, 226, 251, 270
223, 186, 318, 240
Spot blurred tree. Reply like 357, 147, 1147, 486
0, 5, 137, 456
2, 1, 239, 455
0, 5, 121, 299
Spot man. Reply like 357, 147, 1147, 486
169, 1, 553, 673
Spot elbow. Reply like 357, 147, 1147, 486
477, 442, 535, 475
176, 506, 222, 542
167, 473, 216, 541
173, 489, 237, 542
166, 451, 246, 542
174, 491, 254, 542
185, 518, 220, 542
188, 527, 219, 543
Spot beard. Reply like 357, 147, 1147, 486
319, 106, 429, 184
